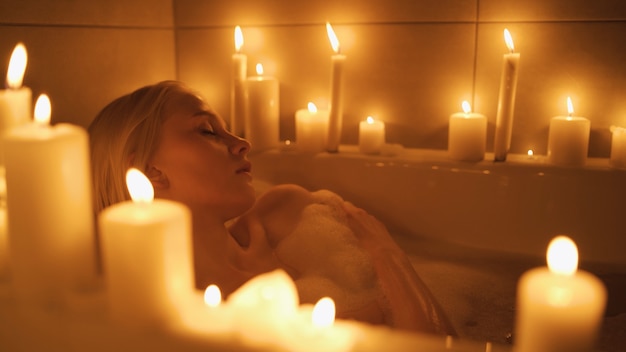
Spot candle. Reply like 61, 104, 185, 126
244, 63, 280, 153
99, 168, 194, 327
295, 102, 329, 153
448, 101, 487, 162
325, 22, 346, 153
0, 43, 32, 165
358, 116, 385, 154
4, 94, 96, 306
547, 97, 590, 166
514, 236, 607, 352
609, 125, 626, 169
493, 29, 520, 162
230, 26, 247, 137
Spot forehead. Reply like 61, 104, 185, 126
163, 90, 220, 123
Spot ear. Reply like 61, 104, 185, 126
145, 165, 170, 190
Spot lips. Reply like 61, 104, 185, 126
236, 161, 252, 174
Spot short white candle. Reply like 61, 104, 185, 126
325, 22, 346, 153
359, 116, 385, 154
230, 25, 247, 136
245, 63, 280, 153
448, 101, 487, 162
514, 236, 607, 352
547, 97, 590, 166
609, 125, 626, 169
295, 102, 329, 153
493, 29, 520, 162
99, 168, 194, 328
4, 94, 96, 305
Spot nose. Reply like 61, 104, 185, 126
228, 134, 251, 155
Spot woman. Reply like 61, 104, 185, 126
89, 80, 454, 335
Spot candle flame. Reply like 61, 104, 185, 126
326, 22, 341, 54
366, 116, 375, 124
503, 29, 515, 53
462, 101, 472, 114
255, 63, 264, 75
547, 235, 578, 276
126, 168, 154, 203
234, 26, 244, 53
307, 102, 318, 113
6, 42, 27, 89
566, 96, 574, 117
204, 284, 222, 307
34, 94, 51, 126
527, 149, 534, 157
312, 297, 335, 327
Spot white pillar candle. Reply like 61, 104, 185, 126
609, 125, 626, 169
359, 116, 385, 154
515, 236, 606, 352
547, 97, 590, 166
230, 26, 247, 137
493, 29, 520, 162
99, 168, 194, 328
295, 102, 329, 153
245, 63, 280, 153
0, 43, 32, 165
4, 94, 96, 305
448, 101, 487, 162
325, 23, 346, 153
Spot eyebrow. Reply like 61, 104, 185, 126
191, 111, 226, 129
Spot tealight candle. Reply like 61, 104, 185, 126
448, 101, 487, 162
99, 168, 194, 328
4, 94, 96, 305
245, 63, 279, 153
325, 22, 346, 153
493, 29, 520, 162
547, 97, 590, 166
230, 26, 247, 136
609, 125, 626, 169
358, 116, 385, 154
514, 236, 607, 352
295, 102, 329, 153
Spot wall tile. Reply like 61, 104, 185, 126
480, 0, 626, 22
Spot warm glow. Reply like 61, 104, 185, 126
307, 102, 318, 113
527, 149, 534, 157
255, 63, 264, 75
33, 94, 51, 126
126, 168, 154, 203
462, 101, 471, 114
567, 96, 574, 117
366, 116, 375, 124
503, 28, 515, 53
234, 26, 244, 53
6, 42, 27, 89
204, 284, 222, 307
311, 297, 335, 327
326, 22, 340, 53
547, 235, 578, 276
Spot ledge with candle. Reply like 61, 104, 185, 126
326, 22, 346, 153
245, 63, 280, 153
358, 116, 385, 155
231, 26, 247, 137
547, 97, 590, 166
493, 29, 520, 162
609, 125, 626, 169
295, 102, 329, 153
448, 101, 487, 162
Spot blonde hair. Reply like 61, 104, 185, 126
88, 80, 197, 214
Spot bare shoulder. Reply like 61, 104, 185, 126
253, 184, 313, 214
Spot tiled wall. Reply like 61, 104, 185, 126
2, 0, 626, 157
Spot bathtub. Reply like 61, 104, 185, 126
250, 145, 626, 350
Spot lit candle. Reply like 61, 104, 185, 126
99, 168, 194, 327
295, 102, 329, 153
448, 101, 487, 162
230, 25, 247, 137
547, 97, 590, 166
514, 236, 607, 352
493, 28, 520, 162
245, 63, 280, 153
0, 43, 32, 165
4, 94, 96, 305
325, 22, 346, 153
609, 125, 626, 169
358, 116, 385, 154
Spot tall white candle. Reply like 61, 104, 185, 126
0, 43, 32, 165
448, 101, 487, 162
358, 116, 385, 154
493, 29, 520, 162
231, 26, 247, 137
609, 125, 626, 169
99, 168, 194, 328
4, 94, 96, 305
295, 102, 329, 153
515, 236, 606, 352
325, 22, 346, 153
245, 63, 280, 153
547, 97, 590, 166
